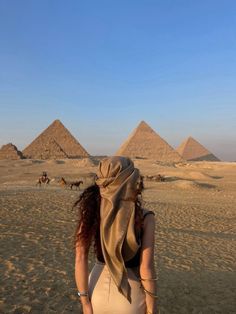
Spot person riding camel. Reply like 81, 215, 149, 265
42, 171, 48, 183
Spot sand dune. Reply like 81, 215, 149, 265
171, 180, 216, 190
187, 171, 212, 180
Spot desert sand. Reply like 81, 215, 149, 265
0, 158, 236, 314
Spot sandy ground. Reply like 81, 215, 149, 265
0, 158, 236, 314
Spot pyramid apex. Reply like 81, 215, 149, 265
139, 120, 147, 125
136, 120, 153, 131
138, 120, 149, 126
187, 136, 195, 141
51, 119, 63, 126
186, 136, 204, 146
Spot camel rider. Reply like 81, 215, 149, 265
42, 171, 48, 183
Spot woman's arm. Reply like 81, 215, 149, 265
75, 242, 93, 314
140, 213, 158, 314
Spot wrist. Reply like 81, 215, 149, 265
146, 310, 158, 314
80, 296, 90, 305
77, 290, 90, 305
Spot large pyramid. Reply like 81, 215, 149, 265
23, 120, 89, 159
116, 121, 183, 162
0, 143, 24, 160
176, 136, 220, 161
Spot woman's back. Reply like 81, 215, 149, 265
96, 208, 155, 269
89, 209, 155, 314
74, 156, 157, 314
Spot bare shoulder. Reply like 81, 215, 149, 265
140, 210, 155, 267
143, 211, 155, 225
143, 208, 155, 226
142, 210, 155, 248
143, 211, 155, 234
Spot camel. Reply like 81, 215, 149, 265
145, 174, 165, 182
59, 177, 83, 190
155, 174, 165, 182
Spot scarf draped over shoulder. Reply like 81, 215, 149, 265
96, 156, 140, 302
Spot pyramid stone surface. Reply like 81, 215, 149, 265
116, 121, 183, 162
23, 120, 89, 159
28, 138, 68, 160
177, 136, 220, 161
0, 143, 24, 160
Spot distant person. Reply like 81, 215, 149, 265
41, 171, 48, 182
74, 156, 157, 314
36, 171, 50, 186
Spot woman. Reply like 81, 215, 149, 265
74, 156, 158, 314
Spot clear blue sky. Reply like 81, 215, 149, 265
0, 0, 235, 160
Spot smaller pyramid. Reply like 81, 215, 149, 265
176, 136, 220, 161
0, 143, 24, 160
116, 121, 183, 162
23, 119, 89, 159
32, 138, 68, 160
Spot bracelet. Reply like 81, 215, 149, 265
140, 277, 158, 281
143, 288, 158, 299
77, 291, 89, 297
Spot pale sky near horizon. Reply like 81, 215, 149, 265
0, 1, 235, 161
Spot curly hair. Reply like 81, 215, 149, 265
74, 180, 144, 252
74, 184, 101, 251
